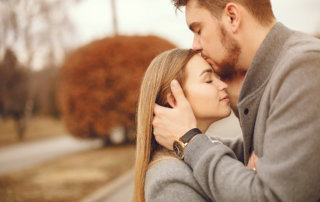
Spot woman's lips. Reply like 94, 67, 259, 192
220, 95, 230, 102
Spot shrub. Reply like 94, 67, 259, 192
58, 35, 176, 140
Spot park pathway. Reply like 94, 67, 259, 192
81, 169, 134, 202
0, 113, 241, 201
0, 135, 104, 175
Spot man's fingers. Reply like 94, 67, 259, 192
154, 103, 171, 117
154, 134, 173, 150
170, 80, 188, 106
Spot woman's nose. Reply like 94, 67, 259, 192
217, 79, 228, 90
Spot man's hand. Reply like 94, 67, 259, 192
247, 151, 258, 171
153, 80, 197, 150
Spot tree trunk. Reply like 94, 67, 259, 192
111, 0, 118, 35
15, 99, 33, 140
15, 118, 26, 140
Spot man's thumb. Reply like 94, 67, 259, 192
170, 80, 187, 106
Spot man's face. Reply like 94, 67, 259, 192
185, 0, 241, 81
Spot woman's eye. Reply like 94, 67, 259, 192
206, 80, 213, 84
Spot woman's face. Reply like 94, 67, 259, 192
184, 54, 231, 124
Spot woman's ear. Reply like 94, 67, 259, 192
167, 92, 176, 108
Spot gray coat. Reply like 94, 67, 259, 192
145, 154, 211, 202
184, 23, 320, 202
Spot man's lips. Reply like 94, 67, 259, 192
202, 55, 215, 68
202, 55, 210, 62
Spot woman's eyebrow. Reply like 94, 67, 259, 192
200, 68, 213, 76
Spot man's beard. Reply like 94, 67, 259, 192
214, 25, 241, 81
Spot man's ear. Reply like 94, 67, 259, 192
223, 3, 241, 33
167, 92, 176, 108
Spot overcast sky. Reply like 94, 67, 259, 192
69, 0, 320, 48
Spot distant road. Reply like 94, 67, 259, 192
0, 135, 104, 175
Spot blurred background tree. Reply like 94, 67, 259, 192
0, 49, 29, 139
58, 35, 176, 144
0, 0, 76, 68
0, 0, 78, 140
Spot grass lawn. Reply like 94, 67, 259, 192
0, 145, 136, 202
0, 116, 67, 147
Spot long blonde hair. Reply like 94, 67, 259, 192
133, 48, 196, 202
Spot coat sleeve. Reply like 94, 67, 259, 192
183, 52, 320, 202
214, 136, 244, 163
145, 159, 210, 202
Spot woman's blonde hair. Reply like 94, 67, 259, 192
133, 48, 196, 202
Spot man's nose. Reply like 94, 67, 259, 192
192, 35, 202, 52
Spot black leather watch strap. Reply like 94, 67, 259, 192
180, 128, 202, 143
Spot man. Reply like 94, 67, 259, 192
152, 0, 320, 201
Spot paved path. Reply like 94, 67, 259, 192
81, 169, 134, 202
0, 135, 104, 175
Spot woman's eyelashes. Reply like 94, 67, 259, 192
206, 80, 213, 84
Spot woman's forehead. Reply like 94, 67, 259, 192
187, 54, 214, 73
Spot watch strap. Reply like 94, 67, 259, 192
180, 128, 202, 143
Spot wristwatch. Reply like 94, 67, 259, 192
173, 128, 202, 159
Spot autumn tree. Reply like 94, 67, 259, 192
0, 0, 76, 68
0, 49, 29, 139
0, 0, 78, 139
58, 35, 176, 143
30, 67, 60, 118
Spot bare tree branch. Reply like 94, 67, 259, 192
0, 0, 78, 69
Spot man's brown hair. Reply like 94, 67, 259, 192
173, 0, 275, 25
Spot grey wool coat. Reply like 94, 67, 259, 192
184, 23, 320, 202
145, 156, 211, 202
145, 23, 320, 202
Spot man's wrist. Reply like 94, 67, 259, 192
173, 128, 202, 159
180, 128, 202, 143
188, 135, 199, 144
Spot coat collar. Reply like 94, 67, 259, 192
239, 22, 293, 103
236, 23, 293, 163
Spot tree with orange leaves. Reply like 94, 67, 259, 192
58, 35, 176, 143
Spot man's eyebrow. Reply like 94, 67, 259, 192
200, 68, 213, 76
189, 22, 200, 32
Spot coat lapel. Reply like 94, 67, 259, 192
237, 23, 292, 164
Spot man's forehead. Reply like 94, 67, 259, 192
185, 0, 202, 24
185, 0, 201, 14
186, 3, 214, 29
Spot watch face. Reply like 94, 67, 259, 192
173, 140, 184, 159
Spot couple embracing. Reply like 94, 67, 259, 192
133, 0, 320, 201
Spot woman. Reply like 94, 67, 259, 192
133, 48, 231, 202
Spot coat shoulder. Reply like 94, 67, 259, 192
145, 158, 210, 202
